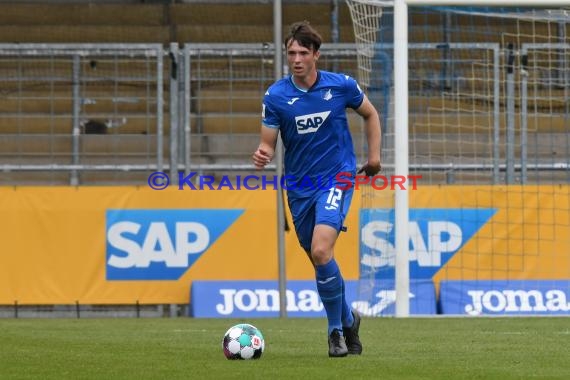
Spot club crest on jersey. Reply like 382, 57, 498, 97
295, 111, 331, 134
322, 89, 333, 101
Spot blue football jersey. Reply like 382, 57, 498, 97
262, 70, 364, 197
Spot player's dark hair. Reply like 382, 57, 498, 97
284, 21, 322, 52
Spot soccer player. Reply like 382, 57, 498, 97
252, 21, 381, 357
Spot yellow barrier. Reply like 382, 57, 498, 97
0, 186, 567, 304
0, 187, 355, 304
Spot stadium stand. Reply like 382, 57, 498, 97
0, 1, 359, 185
0, 2, 567, 185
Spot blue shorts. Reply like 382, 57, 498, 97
288, 185, 354, 253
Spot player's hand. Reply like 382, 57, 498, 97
252, 148, 272, 169
357, 161, 381, 177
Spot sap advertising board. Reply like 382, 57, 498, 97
360, 208, 497, 279
106, 209, 243, 280
105, 208, 496, 283
361, 208, 570, 316
106, 206, 570, 316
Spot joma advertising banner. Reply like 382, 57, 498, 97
190, 279, 437, 317
440, 280, 570, 315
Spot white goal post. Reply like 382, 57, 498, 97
346, 0, 570, 317
394, 0, 570, 317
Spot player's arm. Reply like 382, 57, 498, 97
252, 125, 279, 169
355, 95, 382, 176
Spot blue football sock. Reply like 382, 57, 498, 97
315, 259, 344, 335
341, 278, 354, 328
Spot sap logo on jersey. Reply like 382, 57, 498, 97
295, 111, 330, 134
106, 209, 243, 280
359, 208, 496, 279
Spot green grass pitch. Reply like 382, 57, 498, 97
1, 317, 569, 379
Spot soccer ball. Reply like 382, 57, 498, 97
222, 323, 265, 360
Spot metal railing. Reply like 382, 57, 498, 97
0, 43, 568, 185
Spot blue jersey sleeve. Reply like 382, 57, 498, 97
262, 90, 280, 129
344, 75, 365, 110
